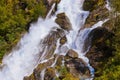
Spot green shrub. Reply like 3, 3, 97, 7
0, 0, 47, 62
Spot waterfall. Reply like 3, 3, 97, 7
0, 0, 109, 80
0, 10, 58, 80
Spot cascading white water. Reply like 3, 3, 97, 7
54, 0, 109, 78
106, 0, 111, 11
0, 0, 109, 80
0, 16, 58, 80
55, 0, 89, 53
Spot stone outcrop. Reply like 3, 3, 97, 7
85, 27, 115, 77
60, 36, 67, 45
83, 0, 115, 78
66, 49, 78, 58
83, 0, 105, 11
86, 27, 110, 46
24, 8, 91, 79
24, 0, 114, 80
44, 67, 56, 80
65, 58, 90, 78
82, 0, 109, 29
55, 13, 72, 31
24, 51, 91, 80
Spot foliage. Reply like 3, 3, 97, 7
83, 0, 105, 11
63, 74, 79, 80
110, 0, 120, 12
0, 0, 47, 61
95, 1, 120, 80
58, 66, 79, 80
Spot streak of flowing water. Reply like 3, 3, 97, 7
0, 0, 109, 80
55, 0, 89, 53
40, 69, 46, 80
0, 10, 58, 80
55, 0, 109, 78
46, 3, 56, 19
106, 0, 111, 11
51, 56, 58, 67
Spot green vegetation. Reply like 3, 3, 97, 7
83, 0, 105, 11
0, 0, 120, 79
57, 66, 79, 80
95, 0, 120, 80
0, 0, 47, 61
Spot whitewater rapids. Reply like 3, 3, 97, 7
0, 0, 109, 80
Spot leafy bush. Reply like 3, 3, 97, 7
0, 0, 47, 61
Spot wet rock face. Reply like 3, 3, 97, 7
87, 27, 109, 46
86, 42, 115, 76
47, 0, 61, 5
82, 0, 114, 75
65, 50, 90, 77
24, 50, 91, 80
43, 0, 61, 15
60, 36, 67, 45
83, 0, 105, 11
55, 13, 72, 31
24, 0, 113, 79
40, 28, 65, 60
83, 0, 97, 11
66, 49, 78, 58
82, 0, 109, 29
23, 13, 74, 79
65, 58, 90, 78
24, 58, 54, 80
44, 68, 56, 80
85, 27, 115, 77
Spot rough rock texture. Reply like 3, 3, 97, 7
82, 0, 116, 78
85, 27, 110, 46
65, 58, 90, 78
66, 49, 78, 58
83, 0, 105, 11
82, 0, 109, 29
43, 0, 61, 16
24, 52, 90, 80
85, 27, 115, 77
55, 13, 72, 31
60, 36, 67, 45
44, 67, 56, 80
24, 10, 91, 80
24, 0, 114, 80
